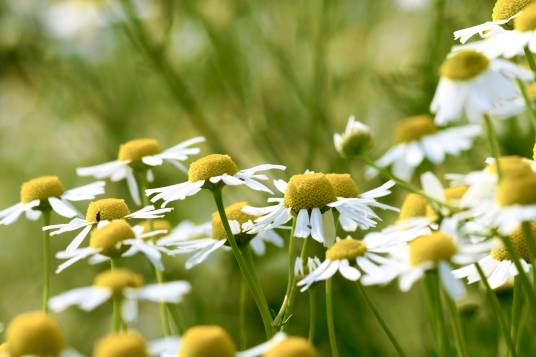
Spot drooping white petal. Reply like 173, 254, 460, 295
62, 181, 106, 201
128, 281, 191, 304
438, 261, 465, 300
48, 197, 79, 218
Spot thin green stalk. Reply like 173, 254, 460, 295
42, 210, 51, 313
112, 294, 123, 333
521, 221, 536, 286
444, 291, 468, 357
239, 277, 248, 349
475, 263, 517, 357
424, 272, 447, 357
524, 46, 536, 75
357, 283, 406, 357
325, 278, 339, 357
511, 278, 523, 354
110, 257, 120, 270
155, 267, 172, 337
166, 304, 184, 335
483, 114, 502, 181
515, 78, 536, 136
273, 217, 297, 328
308, 288, 316, 343
211, 187, 274, 337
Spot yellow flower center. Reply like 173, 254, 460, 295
526, 83, 536, 101
486, 155, 533, 178
426, 185, 468, 220
440, 50, 490, 81
491, 223, 536, 261
325, 173, 359, 198
493, 0, 534, 21
326, 239, 368, 260
0, 343, 7, 354
496, 172, 536, 206
394, 115, 438, 144
264, 337, 318, 357
398, 193, 428, 221
117, 138, 161, 162
178, 326, 236, 357
93, 331, 148, 357
515, 2, 536, 31
89, 220, 134, 257
284, 173, 337, 212
409, 232, 458, 266
6, 311, 65, 357
86, 198, 131, 222
139, 219, 171, 240
188, 154, 238, 182
20, 176, 65, 203
211, 201, 254, 241
93, 268, 144, 294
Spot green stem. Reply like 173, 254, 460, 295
444, 290, 468, 357
521, 221, 536, 286
42, 210, 51, 313
357, 283, 406, 357
483, 114, 502, 181
155, 268, 172, 337
515, 78, 536, 136
524, 46, 536, 76
424, 271, 447, 357
112, 294, 123, 333
211, 188, 274, 338
511, 278, 523, 354
475, 263, 517, 357
325, 278, 339, 357
239, 277, 248, 349
308, 288, 316, 343
166, 304, 184, 335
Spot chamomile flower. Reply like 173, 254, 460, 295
431, 50, 533, 125
368, 115, 481, 180
238, 333, 317, 357
43, 198, 172, 253
77, 137, 205, 205
49, 268, 190, 322
297, 236, 411, 292
333, 115, 372, 158
294, 256, 322, 279
244, 172, 396, 245
453, 224, 533, 289
146, 154, 285, 206
165, 202, 282, 269
0, 176, 105, 225
93, 331, 149, 357
54, 220, 168, 273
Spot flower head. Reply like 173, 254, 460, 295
90, 220, 134, 257
284, 173, 336, 213
93, 268, 144, 294
398, 193, 428, 221
179, 325, 235, 357
409, 232, 458, 267
20, 176, 64, 204
188, 154, 238, 182
325, 173, 359, 198
211, 201, 254, 242
394, 115, 438, 143
93, 331, 148, 357
493, 0, 534, 21
439, 50, 490, 81
333, 115, 372, 158
86, 198, 131, 222
264, 337, 318, 357
118, 138, 161, 163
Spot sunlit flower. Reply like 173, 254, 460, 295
238, 333, 317, 357
244, 172, 396, 245
93, 331, 148, 357
431, 50, 532, 125
77, 137, 204, 205
368, 115, 480, 180
333, 115, 372, 158
49, 268, 190, 323
297, 236, 412, 291
0, 177, 105, 225
54, 220, 168, 273
453, 223, 534, 289
146, 154, 285, 207
164, 202, 283, 269
43, 198, 172, 253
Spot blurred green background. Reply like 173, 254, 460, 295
1, 0, 534, 355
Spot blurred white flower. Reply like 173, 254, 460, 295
333, 115, 372, 158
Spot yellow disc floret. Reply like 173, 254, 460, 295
118, 138, 161, 163
496, 172, 536, 206
326, 238, 368, 260
86, 198, 130, 222
398, 193, 428, 221
89, 220, 134, 257
440, 50, 490, 81
326, 173, 359, 198
515, 3, 536, 31
139, 219, 171, 240
178, 325, 236, 357
284, 173, 337, 212
93, 331, 148, 357
20, 176, 65, 203
6, 311, 65, 357
264, 337, 318, 357
493, 0, 534, 21
409, 232, 458, 266
486, 155, 533, 178
394, 115, 438, 144
188, 154, 238, 182
491, 223, 536, 261
93, 268, 144, 294
211, 201, 254, 241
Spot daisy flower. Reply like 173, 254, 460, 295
244, 172, 396, 246
49, 268, 190, 323
77, 137, 205, 205
165, 202, 283, 269
368, 115, 481, 180
94, 332, 149, 357
0, 176, 105, 225
3, 311, 81, 357
333, 115, 372, 158
294, 256, 322, 279
54, 219, 168, 273
43, 198, 172, 253
453, 224, 533, 289
146, 154, 285, 207
431, 50, 533, 125
238, 333, 317, 357
297, 235, 417, 292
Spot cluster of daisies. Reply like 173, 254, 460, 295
4, 0, 536, 356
